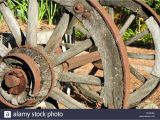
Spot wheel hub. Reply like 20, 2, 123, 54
0, 46, 54, 108
4, 68, 27, 95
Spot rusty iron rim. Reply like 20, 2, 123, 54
88, 0, 130, 108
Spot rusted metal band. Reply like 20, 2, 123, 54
4, 53, 41, 95
88, 0, 130, 108
134, 0, 160, 24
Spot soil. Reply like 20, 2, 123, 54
0, 22, 160, 109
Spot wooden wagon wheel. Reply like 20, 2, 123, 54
0, 0, 130, 109
99, 0, 160, 108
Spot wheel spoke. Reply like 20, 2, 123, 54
128, 52, 154, 60
52, 39, 93, 66
125, 29, 149, 45
67, 51, 100, 70
120, 14, 135, 35
0, 3, 22, 46
129, 75, 159, 108
130, 65, 146, 83
45, 13, 69, 53
50, 87, 88, 109
76, 84, 103, 101
60, 72, 102, 85
26, 0, 38, 47
146, 16, 160, 77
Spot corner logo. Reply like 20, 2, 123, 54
4, 111, 11, 118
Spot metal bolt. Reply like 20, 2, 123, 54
74, 2, 84, 13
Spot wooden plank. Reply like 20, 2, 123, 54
45, 13, 69, 53
26, 0, 38, 47
67, 51, 100, 70
50, 87, 88, 109
128, 52, 154, 60
0, 3, 22, 45
146, 16, 160, 77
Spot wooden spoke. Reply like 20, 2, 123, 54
45, 13, 69, 53
67, 51, 100, 70
76, 84, 103, 101
130, 65, 146, 83
129, 75, 159, 108
26, 0, 38, 47
146, 16, 160, 77
0, 3, 22, 46
120, 14, 135, 35
50, 87, 88, 109
125, 29, 149, 45
128, 52, 154, 60
52, 39, 93, 66
60, 72, 102, 85
66, 16, 90, 37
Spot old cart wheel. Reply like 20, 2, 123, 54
99, 0, 160, 108
0, 0, 129, 108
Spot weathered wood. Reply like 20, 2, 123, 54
26, 0, 38, 47
120, 14, 135, 35
129, 75, 159, 107
131, 64, 152, 73
130, 65, 146, 83
76, 84, 103, 101
0, 3, 22, 45
53, 39, 93, 66
125, 29, 149, 45
37, 29, 53, 44
66, 16, 90, 37
60, 72, 101, 85
146, 16, 160, 77
45, 13, 69, 53
128, 52, 154, 60
66, 16, 77, 35
67, 51, 100, 70
50, 87, 88, 109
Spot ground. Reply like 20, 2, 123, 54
0, 21, 160, 109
